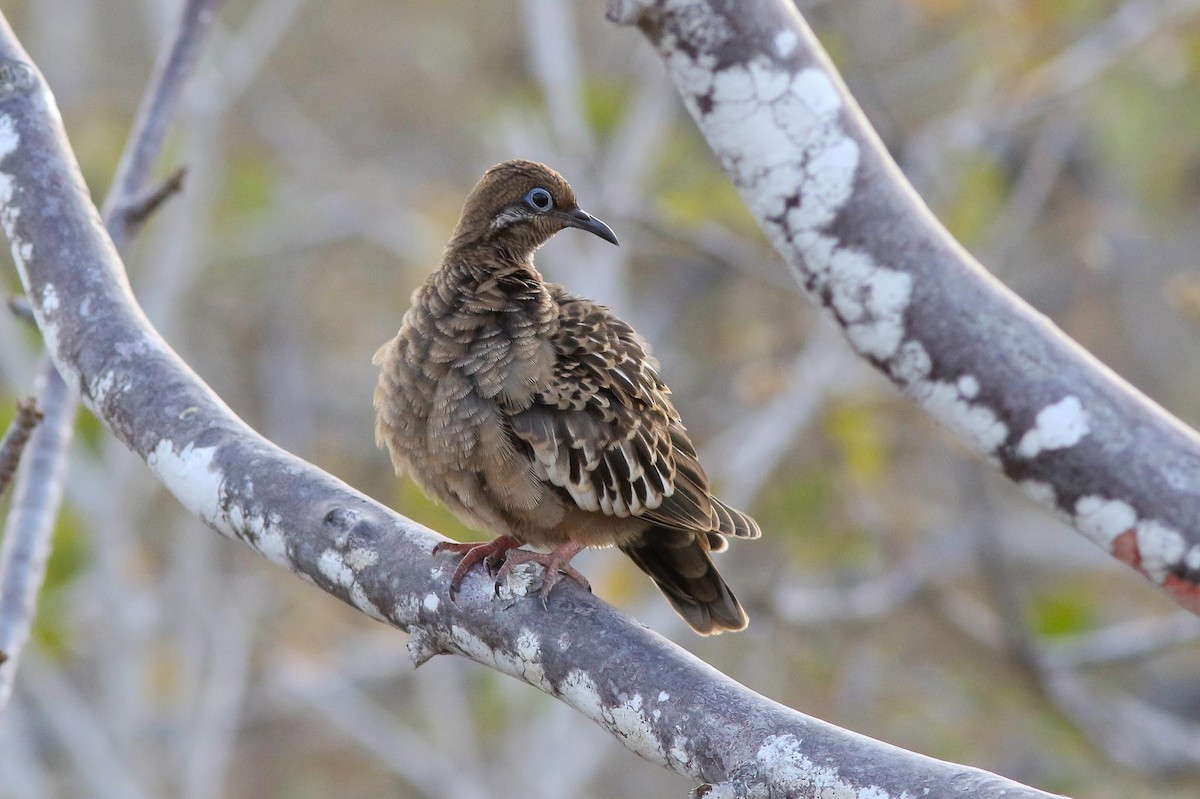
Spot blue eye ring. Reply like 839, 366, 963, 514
525, 187, 554, 212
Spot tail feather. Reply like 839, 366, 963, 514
621, 528, 748, 635
711, 497, 761, 539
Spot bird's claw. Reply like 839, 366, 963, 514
434, 538, 591, 605
432, 536, 523, 601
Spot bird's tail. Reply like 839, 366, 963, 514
621, 528, 748, 635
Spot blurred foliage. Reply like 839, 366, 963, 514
655, 127, 761, 234
941, 152, 1009, 246
825, 400, 889, 489
32, 505, 90, 652
1032, 585, 1098, 638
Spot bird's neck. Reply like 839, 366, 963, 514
428, 247, 555, 324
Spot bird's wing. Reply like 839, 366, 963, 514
507, 286, 758, 539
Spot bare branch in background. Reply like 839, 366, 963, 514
122, 165, 188, 235
4, 294, 33, 323
0, 0, 225, 719
0, 375, 69, 711
0, 397, 41, 497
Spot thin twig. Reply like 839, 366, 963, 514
5, 296, 34, 323
0, 398, 42, 497
103, 0, 228, 250
121, 165, 187, 234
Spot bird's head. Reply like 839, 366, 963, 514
449, 160, 619, 258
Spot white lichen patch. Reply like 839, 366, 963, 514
393, 596, 422, 627
318, 548, 385, 621
515, 629, 547, 689
604, 693, 667, 766
255, 526, 290, 569
957, 374, 980, 398
857, 788, 893, 799
40, 283, 58, 313
892, 342, 1008, 456
1186, 545, 1200, 571
1016, 395, 1090, 459
1136, 519, 1187, 582
498, 562, 540, 598
349, 583, 386, 621
1074, 495, 1137, 548
657, 691, 670, 702
318, 549, 353, 587
559, 668, 604, 720
668, 734, 692, 770
658, 21, 915, 366
1019, 480, 1057, 507
756, 734, 871, 799
148, 440, 223, 530
449, 625, 550, 692
345, 546, 379, 572
774, 29, 798, 58
422, 593, 439, 613
0, 115, 18, 159
89, 370, 117, 405
88, 367, 135, 409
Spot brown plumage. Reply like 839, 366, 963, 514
374, 160, 760, 634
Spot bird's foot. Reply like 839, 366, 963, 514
494, 542, 591, 606
433, 535, 523, 600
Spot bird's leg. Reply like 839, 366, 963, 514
494, 541, 591, 605
433, 535, 523, 600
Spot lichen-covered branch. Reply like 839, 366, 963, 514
0, 0, 224, 717
607, 0, 1200, 613
0, 11, 1064, 799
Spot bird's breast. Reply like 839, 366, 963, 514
376, 290, 554, 472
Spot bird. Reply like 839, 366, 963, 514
373, 160, 760, 634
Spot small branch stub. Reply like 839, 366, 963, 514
0, 397, 43, 496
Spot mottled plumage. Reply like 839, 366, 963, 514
374, 160, 759, 634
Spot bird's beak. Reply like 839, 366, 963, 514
561, 207, 619, 246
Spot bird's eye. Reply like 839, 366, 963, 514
524, 187, 553, 212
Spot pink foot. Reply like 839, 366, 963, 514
494, 542, 591, 605
433, 535, 522, 600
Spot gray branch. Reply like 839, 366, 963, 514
0, 370, 70, 708
607, 0, 1200, 613
0, 0, 224, 715
0, 396, 41, 497
0, 10, 1063, 799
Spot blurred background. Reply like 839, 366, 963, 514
2, 0, 1200, 796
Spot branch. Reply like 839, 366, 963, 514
0, 372, 70, 708
0, 12, 1063, 799
0, 0, 224, 716
0, 397, 41, 497
103, 0, 224, 250
607, 0, 1200, 614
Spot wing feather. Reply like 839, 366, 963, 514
508, 285, 753, 537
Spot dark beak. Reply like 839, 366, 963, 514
561, 207, 619, 246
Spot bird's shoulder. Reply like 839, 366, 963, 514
541, 283, 665, 415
